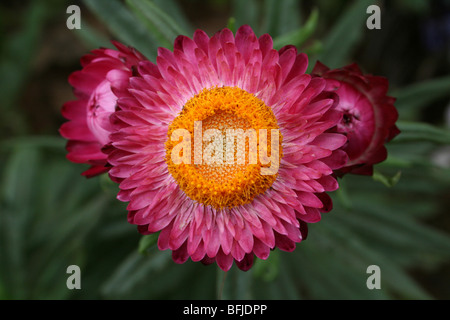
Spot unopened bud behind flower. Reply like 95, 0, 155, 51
312, 61, 400, 176
59, 42, 147, 177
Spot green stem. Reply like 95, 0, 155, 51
216, 268, 228, 300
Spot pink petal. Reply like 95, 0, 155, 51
216, 249, 234, 271
172, 242, 189, 264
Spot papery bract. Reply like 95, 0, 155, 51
105, 26, 348, 271
59, 42, 147, 177
312, 61, 400, 176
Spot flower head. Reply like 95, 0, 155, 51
59, 42, 147, 177
102, 26, 347, 271
312, 61, 400, 176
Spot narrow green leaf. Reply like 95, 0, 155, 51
276, 262, 302, 299
260, 0, 302, 36
0, 279, 7, 300
138, 234, 159, 255
232, 0, 261, 30
393, 121, 450, 145
101, 252, 146, 297
275, 0, 302, 35
0, 136, 65, 150
153, 0, 194, 35
0, 146, 41, 299
218, 265, 254, 300
372, 169, 402, 187
334, 177, 353, 210
318, 216, 433, 299
273, 8, 319, 49
1, 146, 40, 205
260, 0, 279, 35
227, 17, 237, 34
392, 75, 450, 119
101, 249, 172, 298
338, 201, 450, 259
303, 39, 323, 56
0, 0, 49, 135
73, 19, 111, 49
99, 173, 119, 195
126, 0, 188, 48
83, 0, 158, 60
216, 268, 227, 300
378, 155, 413, 168
363, 205, 450, 255
385, 142, 448, 171
252, 249, 280, 282
318, 0, 375, 68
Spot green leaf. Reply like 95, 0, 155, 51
0, 136, 65, 150
217, 265, 254, 300
83, 0, 159, 60
392, 76, 450, 119
72, 19, 111, 49
0, 146, 40, 299
153, 0, 194, 35
252, 249, 280, 282
393, 121, 450, 145
273, 8, 319, 49
138, 234, 159, 255
385, 142, 447, 170
335, 177, 353, 210
100, 249, 174, 298
232, 0, 261, 31
227, 17, 237, 34
318, 0, 375, 68
0, 0, 49, 135
276, 263, 302, 299
260, 0, 302, 37
337, 200, 450, 260
125, 0, 188, 48
99, 172, 120, 195
273, 0, 303, 35
303, 40, 323, 56
316, 215, 433, 299
372, 169, 402, 187
391, 76, 450, 119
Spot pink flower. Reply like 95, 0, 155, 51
312, 61, 400, 176
59, 42, 147, 177
103, 26, 347, 271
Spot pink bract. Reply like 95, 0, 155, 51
312, 61, 400, 176
104, 26, 348, 271
59, 41, 147, 177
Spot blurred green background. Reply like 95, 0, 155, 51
1, 0, 450, 300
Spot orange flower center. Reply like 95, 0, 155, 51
165, 86, 282, 209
